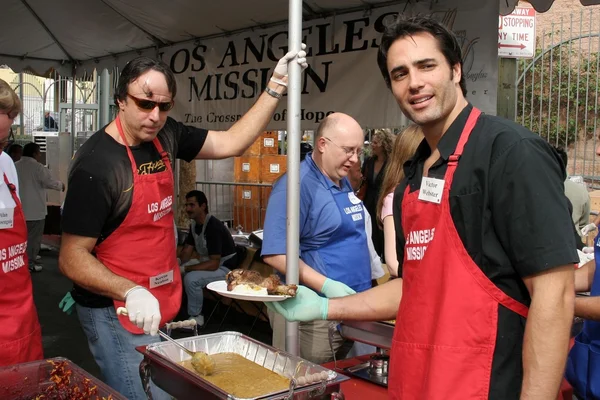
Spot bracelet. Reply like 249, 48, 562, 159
270, 76, 288, 87
123, 285, 144, 300
264, 87, 282, 99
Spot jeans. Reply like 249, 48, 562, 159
75, 305, 171, 400
183, 265, 229, 316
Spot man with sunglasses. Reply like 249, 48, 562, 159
59, 51, 306, 400
262, 112, 383, 364
0, 79, 44, 366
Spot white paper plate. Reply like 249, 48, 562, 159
206, 280, 292, 302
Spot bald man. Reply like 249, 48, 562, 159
262, 113, 375, 363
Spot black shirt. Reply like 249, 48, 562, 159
392, 104, 578, 399
184, 215, 237, 269
63, 117, 208, 307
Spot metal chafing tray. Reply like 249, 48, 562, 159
136, 331, 349, 400
338, 321, 395, 349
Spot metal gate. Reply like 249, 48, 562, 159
515, 8, 599, 186
1, 69, 100, 139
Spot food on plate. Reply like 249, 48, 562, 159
226, 269, 297, 296
180, 352, 290, 397
231, 284, 268, 296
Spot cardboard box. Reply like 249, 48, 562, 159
233, 156, 261, 183
260, 155, 287, 184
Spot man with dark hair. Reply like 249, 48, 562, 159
59, 50, 306, 400
7, 143, 22, 162
15, 142, 64, 272
269, 15, 576, 399
178, 190, 237, 326
553, 145, 591, 237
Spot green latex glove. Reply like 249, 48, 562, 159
320, 278, 356, 298
265, 286, 329, 322
59, 292, 76, 315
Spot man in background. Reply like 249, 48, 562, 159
179, 190, 238, 326
7, 143, 22, 162
15, 142, 64, 272
554, 146, 591, 238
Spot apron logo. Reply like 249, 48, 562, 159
348, 192, 362, 205
1, 241, 27, 273
147, 195, 173, 222
405, 228, 435, 261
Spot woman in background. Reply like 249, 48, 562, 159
362, 129, 394, 258
376, 124, 423, 277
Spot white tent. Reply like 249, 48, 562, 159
1, 0, 588, 76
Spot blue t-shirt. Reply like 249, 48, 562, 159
262, 153, 371, 292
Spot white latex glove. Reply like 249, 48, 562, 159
581, 223, 597, 236
271, 43, 308, 86
124, 286, 161, 335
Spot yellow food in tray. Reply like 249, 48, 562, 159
384, 320, 396, 325
181, 352, 290, 397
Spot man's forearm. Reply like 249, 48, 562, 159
328, 278, 402, 321
263, 254, 327, 292
59, 245, 136, 301
575, 296, 600, 320
521, 271, 574, 399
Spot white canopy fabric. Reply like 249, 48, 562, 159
2, 0, 591, 77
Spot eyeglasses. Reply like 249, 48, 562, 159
323, 137, 363, 157
127, 94, 174, 112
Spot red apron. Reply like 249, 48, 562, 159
94, 116, 181, 334
388, 108, 529, 399
0, 173, 43, 365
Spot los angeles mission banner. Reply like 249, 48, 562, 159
161, 0, 498, 131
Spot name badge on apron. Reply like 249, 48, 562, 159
418, 177, 445, 204
0, 207, 15, 229
149, 270, 174, 289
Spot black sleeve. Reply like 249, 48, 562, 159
205, 219, 223, 257
184, 224, 195, 247
489, 137, 579, 277
393, 181, 407, 278
167, 118, 208, 162
62, 168, 112, 238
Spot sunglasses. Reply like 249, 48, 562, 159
127, 94, 174, 112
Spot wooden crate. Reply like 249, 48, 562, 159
260, 185, 273, 206
260, 131, 279, 155
233, 156, 261, 183
234, 186, 261, 208
233, 205, 263, 232
260, 155, 287, 184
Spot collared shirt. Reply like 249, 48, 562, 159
263, 152, 354, 256
0, 152, 18, 209
14, 156, 63, 221
392, 103, 578, 399
262, 153, 380, 287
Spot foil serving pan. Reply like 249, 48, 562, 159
136, 331, 349, 400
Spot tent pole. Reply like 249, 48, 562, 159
70, 66, 76, 157
285, 0, 302, 357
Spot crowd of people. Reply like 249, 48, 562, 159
1, 13, 599, 400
